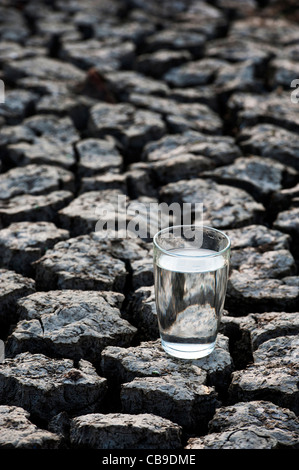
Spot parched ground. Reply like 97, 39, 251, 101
0, 0, 298, 450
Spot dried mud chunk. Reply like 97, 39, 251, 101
24, 114, 79, 146
59, 189, 159, 239
104, 70, 170, 99
58, 189, 127, 237
6, 289, 136, 362
7, 139, 76, 169
146, 153, 214, 185
228, 360, 299, 415
33, 233, 128, 292
274, 207, 299, 237
127, 285, 158, 341
0, 90, 38, 125
129, 93, 223, 135
70, 413, 182, 449
238, 124, 299, 170
163, 58, 227, 88
144, 29, 205, 57
0, 352, 107, 421
0, 191, 74, 228
202, 156, 297, 200
230, 247, 296, 280
121, 375, 219, 431
101, 335, 232, 393
226, 273, 299, 313
79, 173, 127, 194
253, 335, 299, 366
92, 19, 155, 44
143, 131, 241, 166
76, 138, 123, 177
186, 426, 278, 449
0, 7, 29, 43
59, 39, 135, 71
0, 405, 61, 449
221, 311, 299, 367
215, 60, 262, 95
3, 56, 85, 83
206, 37, 276, 64
0, 269, 35, 328
88, 102, 166, 150
228, 91, 299, 134
0, 221, 69, 277
136, 49, 192, 78
160, 178, 264, 229
229, 17, 299, 46
186, 399, 299, 449
0, 164, 74, 200
225, 224, 291, 251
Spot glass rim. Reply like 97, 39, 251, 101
153, 224, 231, 259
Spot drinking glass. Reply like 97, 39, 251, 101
153, 225, 230, 359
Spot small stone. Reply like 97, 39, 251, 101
70, 413, 182, 449
0, 405, 61, 449
0, 124, 35, 147
0, 221, 70, 277
0, 352, 107, 421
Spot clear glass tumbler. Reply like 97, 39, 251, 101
153, 225, 230, 359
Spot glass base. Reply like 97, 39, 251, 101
161, 339, 216, 360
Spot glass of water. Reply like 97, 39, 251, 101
153, 225, 230, 359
